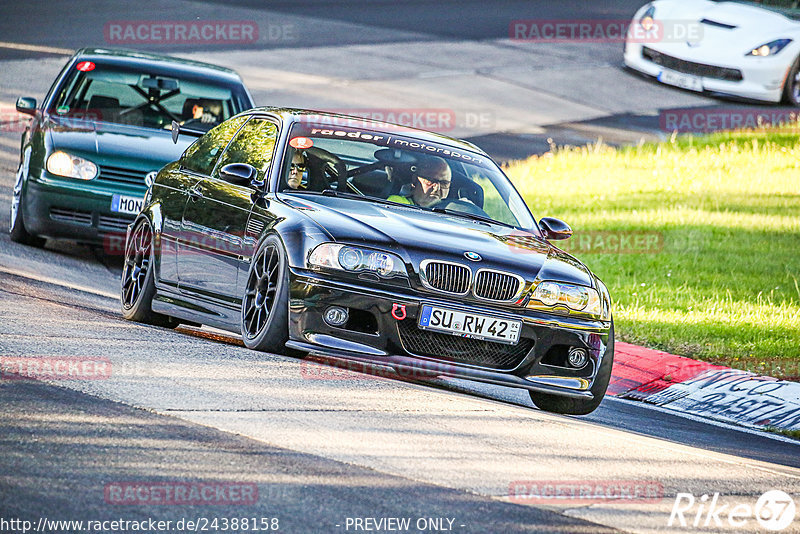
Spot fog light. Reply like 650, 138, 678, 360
324, 306, 349, 327
567, 347, 589, 368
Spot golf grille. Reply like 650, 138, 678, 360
423, 261, 470, 294
398, 320, 534, 370
473, 270, 521, 301
97, 165, 147, 186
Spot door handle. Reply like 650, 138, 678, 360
188, 186, 203, 200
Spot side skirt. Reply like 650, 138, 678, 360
152, 286, 241, 333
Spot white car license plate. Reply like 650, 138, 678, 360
658, 69, 703, 92
111, 194, 143, 215
418, 305, 521, 345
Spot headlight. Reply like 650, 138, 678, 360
747, 39, 792, 57
308, 243, 407, 279
46, 151, 98, 180
639, 4, 656, 31
530, 281, 603, 317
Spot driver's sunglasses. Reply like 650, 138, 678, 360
417, 175, 450, 189
290, 162, 306, 171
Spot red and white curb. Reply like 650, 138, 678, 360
610, 342, 800, 432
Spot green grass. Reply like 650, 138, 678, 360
766, 427, 800, 441
506, 130, 800, 379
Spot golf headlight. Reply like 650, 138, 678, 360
308, 243, 407, 279
639, 4, 656, 31
747, 39, 792, 57
530, 281, 603, 316
46, 151, 98, 180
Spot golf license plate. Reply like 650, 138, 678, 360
111, 194, 144, 216
658, 69, 703, 92
418, 305, 521, 345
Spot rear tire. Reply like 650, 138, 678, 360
783, 56, 800, 106
10, 160, 45, 247
241, 234, 290, 353
120, 219, 176, 327
529, 321, 615, 415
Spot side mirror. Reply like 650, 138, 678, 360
219, 163, 258, 186
16, 97, 37, 116
538, 217, 572, 240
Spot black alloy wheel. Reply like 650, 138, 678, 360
121, 219, 175, 326
241, 234, 289, 353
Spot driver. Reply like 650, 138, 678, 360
190, 99, 222, 124
286, 151, 307, 190
387, 156, 451, 208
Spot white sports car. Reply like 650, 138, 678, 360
624, 0, 800, 105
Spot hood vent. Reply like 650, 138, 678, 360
700, 18, 738, 29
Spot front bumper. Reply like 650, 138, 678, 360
23, 170, 145, 245
287, 268, 612, 398
624, 41, 787, 103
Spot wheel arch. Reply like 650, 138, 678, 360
257, 214, 333, 271
128, 207, 163, 283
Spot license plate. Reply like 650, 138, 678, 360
111, 194, 143, 215
418, 305, 521, 345
658, 69, 703, 92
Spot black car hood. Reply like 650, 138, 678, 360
45, 116, 191, 172
284, 195, 593, 286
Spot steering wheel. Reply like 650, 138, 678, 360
304, 147, 347, 191
439, 198, 491, 218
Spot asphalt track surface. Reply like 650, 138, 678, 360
1, 2, 800, 533
1, 379, 616, 534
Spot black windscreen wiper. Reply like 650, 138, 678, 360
292, 189, 390, 205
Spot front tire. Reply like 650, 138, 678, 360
783, 56, 800, 106
241, 234, 289, 353
121, 219, 174, 327
529, 321, 615, 415
9, 160, 45, 247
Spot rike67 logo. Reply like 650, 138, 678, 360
669, 490, 796, 531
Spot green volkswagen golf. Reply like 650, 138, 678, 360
10, 48, 254, 248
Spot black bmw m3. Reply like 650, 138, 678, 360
121, 108, 614, 415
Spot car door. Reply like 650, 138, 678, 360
178, 116, 280, 299
160, 115, 249, 286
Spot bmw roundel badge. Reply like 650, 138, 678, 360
464, 251, 482, 262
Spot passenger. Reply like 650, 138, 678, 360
286, 151, 307, 190
387, 156, 451, 208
